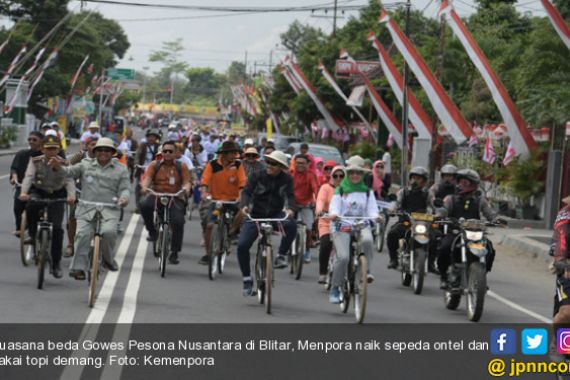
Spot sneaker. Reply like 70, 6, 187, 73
69, 270, 86, 281
367, 273, 374, 284
387, 259, 398, 270
329, 287, 341, 304
318, 275, 327, 284
198, 255, 210, 265
303, 250, 311, 264
242, 279, 253, 297
274, 255, 287, 269
169, 251, 180, 265
102, 259, 119, 272
52, 263, 63, 279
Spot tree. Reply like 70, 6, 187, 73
226, 61, 246, 85
474, 0, 516, 9
185, 67, 223, 105
149, 39, 188, 103
553, 0, 570, 20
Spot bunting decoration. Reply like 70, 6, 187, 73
26, 49, 59, 103
379, 9, 472, 144
440, 0, 536, 157
0, 45, 28, 88
280, 66, 301, 94
70, 54, 90, 90
368, 33, 433, 141
283, 56, 341, 132
468, 135, 478, 147
541, 0, 570, 51
4, 47, 46, 114
0, 36, 10, 56
482, 136, 496, 164
502, 142, 516, 167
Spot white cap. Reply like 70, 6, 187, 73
244, 138, 254, 145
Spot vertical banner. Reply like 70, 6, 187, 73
266, 117, 273, 140
541, 0, 570, 50
440, 0, 536, 157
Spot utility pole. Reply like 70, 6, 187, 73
98, 69, 105, 129
333, 0, 339, 36
401, 0, 411, 187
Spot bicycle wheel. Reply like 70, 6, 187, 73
153, 220, 162, 259
353, 255, 368, 324
293, 225, 305, 280
160, 225, 170, 278
88, 236, 101, 308
208, 223, 221, 280
264, 246, 273, 314
19, 212, 33, 266
378, 223, 386, 253
255, 243, 265, 304
37, 229, 49, 289
218, 225, 227, 275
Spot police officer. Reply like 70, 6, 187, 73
19, 136, 76, 278
437, 169, 499, 289
386, 166, 430, 269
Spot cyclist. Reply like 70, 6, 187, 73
199, 141, 245, 265
552, 194, 570, 325
19, 136, 76, 278
242, 147, 265, 177
327, 156, 379, 303
141, 140, 191, 265
291, 154, 319, 263
184, 134, 208, 168
316, 165, 345, 284
49, 137, 129, 280
437, 169, 499, 289
134, 129, 161, 212
386, 166, 430, 270
80, 121, 102, 151
319, 160, 338, 187
117, 128, 139, 183
10, 131, 45, 236
50, 121, 67, 151
368, 160, 385, 199
238, 150, 297, 296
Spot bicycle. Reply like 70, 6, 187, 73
374, 200, 391, 253
148, 189, 185, 278
78, 199, 118, 308
27, 197, 68, 289
208, 199, 238, 280
329, 216, 376, 324
245, 212, 289, 315
289, 212, 306, 280
14, 181, 33, 267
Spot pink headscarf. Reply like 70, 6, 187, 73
372, 160, 385, 198
314, 157, 324, 179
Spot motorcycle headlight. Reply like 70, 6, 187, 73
160, 196, 169, 206
465, 230, 484, 241
414, 224, 427, 234
215, 201, 223, 210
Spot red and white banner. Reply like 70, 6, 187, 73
541, 0, 570, 50
280, 66, 302, 94
283, 57, 341, 131
502, 142, 516, 167
379, 9, 471, 144
440, 0, 536, 157
368, 33, 433, 141
482, 136, 496, 164
70, 54, 90, 89
0, 45, 27, 88
318, 62, 373, 138
4, 48, 46, 114
468, 135, 478, 147
0, 37, 10, 57
27, 49, 59, 103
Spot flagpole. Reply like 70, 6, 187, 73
401, 0, 411, 187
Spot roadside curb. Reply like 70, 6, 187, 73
498, 233, 551, 262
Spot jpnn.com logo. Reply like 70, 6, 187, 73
491, 329, 516, 355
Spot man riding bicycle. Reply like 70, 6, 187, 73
141, 140, 191, 265
238, 150, 297, 296
49, 138, 129, 280
199, 141, 246, 265
19, 135, 76, 278
291, 154, 318, 263
134, 129, 161, 213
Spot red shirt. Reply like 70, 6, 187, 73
292, 169, 318, 207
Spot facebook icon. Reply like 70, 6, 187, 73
491, 329, 517, 355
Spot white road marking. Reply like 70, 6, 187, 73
60, 214, 139, 380
488, 290, 551, 323
0, 174, 10, 180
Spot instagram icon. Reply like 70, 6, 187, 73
557, 329, 570, 354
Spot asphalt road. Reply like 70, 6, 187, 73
0, 136, 555, 325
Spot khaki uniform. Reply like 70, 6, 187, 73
21, 155, 75, 195
62, 158, 130, 272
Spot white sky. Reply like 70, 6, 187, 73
69, 0, 545, 75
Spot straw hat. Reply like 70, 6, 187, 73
264, 150, 289, 168
244, 147, 259, 157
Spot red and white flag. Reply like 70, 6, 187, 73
482, 136, 496, 164
440, 0, 536, 158
0, 45, 27, 88
502, 142, 516, 166
27, 49, 59, 103
280, 66, 302, 94
368, 33, 433, 141
4, 48, 46, 114
468, 135, 478, 147
70, 54, 90, 89
541, 0, 570, 51
379, 9, 471, 144
0, 37, 10, 57
283, 56, 341, 132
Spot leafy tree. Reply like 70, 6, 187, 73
149, 39, 188, 103
185, 67, 223, 105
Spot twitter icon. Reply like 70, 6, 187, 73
522, 329, 548, 355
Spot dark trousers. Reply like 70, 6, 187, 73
237, 217, 297, 278
387, 222, 407, 261
141, 195, 186, 253
318, 233, 333, 276
135, 177, 143, 210
13, 187, 25, 230
26, 198, 65, 267
437, 233, 496, 279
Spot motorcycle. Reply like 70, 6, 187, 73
397, 211, 436, 295
439, 218, 502, 322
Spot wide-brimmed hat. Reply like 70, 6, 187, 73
218, 141, 241, 153
244, 147, 259, 157
93, 137, 117, 152
264, 150, 289, 168
345, 155, 370, 173
43, 135, 60, 148
88, 121, 100, 129
563, 195, 570, 205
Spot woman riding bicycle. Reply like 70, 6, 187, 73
327, 156, 379, 304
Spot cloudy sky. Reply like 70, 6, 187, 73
70, 0, 545, 75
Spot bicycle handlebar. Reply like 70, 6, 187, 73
210, 199, 239, 204
78, 199, 118, 208
148, 189, 185, 197
245, 212, 289, 222
28, 197, 68, 204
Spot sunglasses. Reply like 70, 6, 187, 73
266, 160, 280, 167
332, 174, 345, 179
162, 149, 174, 154
96, 148, 114, 153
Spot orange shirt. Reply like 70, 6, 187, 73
201, 158, 246, 201
144, 160, 190, 194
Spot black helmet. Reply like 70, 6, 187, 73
456, 169, 480, 185
146, 129, 161, 138
409, 166, 428, 181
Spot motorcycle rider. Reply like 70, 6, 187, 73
386, 166, 430, 269
437, 169, 499, 289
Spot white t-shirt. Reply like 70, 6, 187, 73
329, 190, 379, 232
80, 131, 101, 143
177, 154, 194, 171
382, 152, 392, 174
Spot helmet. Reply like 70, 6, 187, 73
146, 128, 161, 138
456, 169, 480, 185
409, 166, 428, 181
440, 164, 457, 176
93, 137, 117, 152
